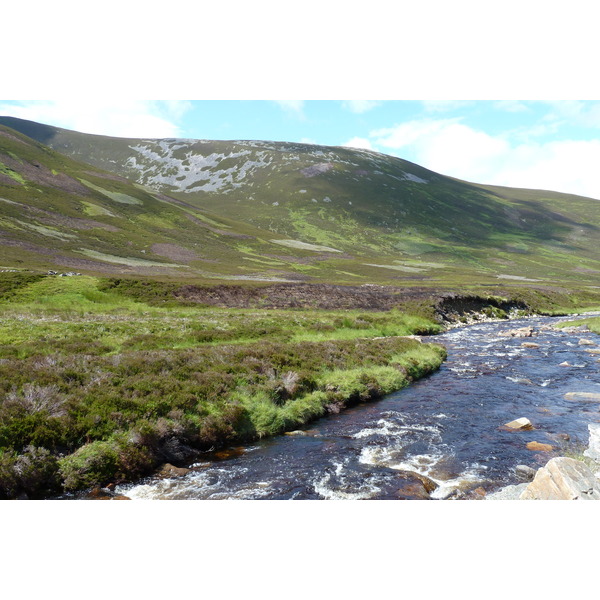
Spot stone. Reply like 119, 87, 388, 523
564, 392, 600, 402
584, 348, 600, 354
558, 361, 571, 367
504, 417, 534, 430
583, 424, 600, 461
486, 483, 529, 500
519, 457, 600, 500
499, 326, 535, 338
394, 471, 439, 499
526, 441, 554, 452
155, 463, 191, 478
578, 338, 596, 346
515, 464, 537, 481
521, 342, 540, 348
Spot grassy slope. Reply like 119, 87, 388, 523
2, 116, 600, 293
0, 273, 446, 498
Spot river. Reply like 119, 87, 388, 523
115, 314, 600, 500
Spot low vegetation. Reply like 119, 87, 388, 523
0, 273, 446, 498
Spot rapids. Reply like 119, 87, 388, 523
116, 314, 600, 500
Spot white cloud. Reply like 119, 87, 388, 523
341, 137, 374, 151
341, 101, 381, 114
273, 100, 305, 118
0, 100, 190, 138
493, 100, 530, 113
421, 100, 474, 113
369, 118, 600, 199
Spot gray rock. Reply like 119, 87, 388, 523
584, 424, 600, 462
519, 457, 600, 500
499, 326, 535, 338
514, 464, 537, 481
486, 483, 529, 500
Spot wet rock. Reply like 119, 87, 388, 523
394, 471, 438, 499
499, 326, 535, 338
526, 441, 554, 452
515, 465, 537, 481
521, 342, 540, 348
85, 487, 131, 500
155, 463, 191, 479
578, 339, 596, 346
558, 361, 571, 367
504, 417, 534, 430
519, 457, 600, 500
584, 424, 600, 461
584, 348, 600, 355
564, 392, 600, 402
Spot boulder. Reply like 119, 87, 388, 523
526, 441, 554, 452
519, 457, 600, 500
521, 342, 540, 348
578, 339, 596, 346
583, 424, 600, 461
504, 417, 534, 430
564, 392, 600, 402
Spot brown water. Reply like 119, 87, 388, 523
116, 315, 600, 500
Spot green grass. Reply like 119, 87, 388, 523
0, 273, 447, 498
555, 316, 600, 333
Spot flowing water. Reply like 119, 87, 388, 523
116, 315, 600, 500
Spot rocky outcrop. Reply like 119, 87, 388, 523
519, 457, 600, 500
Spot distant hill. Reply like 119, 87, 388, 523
1, 115, 599, 291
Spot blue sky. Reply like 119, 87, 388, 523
3, 99, 600, 200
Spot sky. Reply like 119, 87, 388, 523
3, 99, 600, 199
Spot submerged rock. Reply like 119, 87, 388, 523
526, 441, 554, 452
564, 392, 600, 402
519, 457, 600, 500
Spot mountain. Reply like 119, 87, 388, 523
1, 115, 599, 291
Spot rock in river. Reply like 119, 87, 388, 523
564, 392, 600, 402
526, 441, 554, 452
504, 417, 534, 430
499, 326, 535, 338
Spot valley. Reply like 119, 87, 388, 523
0, 116, 599, 499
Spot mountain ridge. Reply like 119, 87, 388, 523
1, 116, 599, 292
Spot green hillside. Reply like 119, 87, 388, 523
1, 116, 600, 292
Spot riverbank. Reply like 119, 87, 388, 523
0, 274, 448, 499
